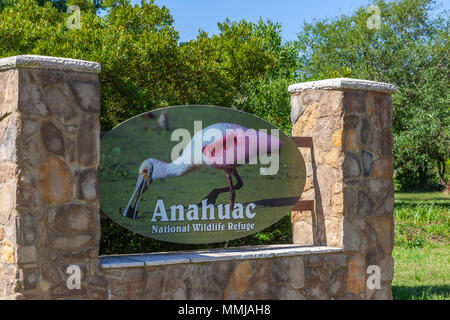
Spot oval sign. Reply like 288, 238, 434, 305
99, 106, 305, 244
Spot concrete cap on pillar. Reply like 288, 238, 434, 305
0, 55, 101, 73
288, 78, 396, 94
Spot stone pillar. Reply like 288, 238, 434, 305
289, 78, 396, 299
0, 55, 101, 299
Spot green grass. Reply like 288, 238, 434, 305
393, 192, 449, 300
395, 192, 450, 204
392, 243, 449, 300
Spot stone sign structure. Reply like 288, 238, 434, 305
289, 78, 396, 298
0, 55, 101, 299
0, 55, 395, 300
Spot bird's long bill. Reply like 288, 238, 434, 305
123, 175, 145, 220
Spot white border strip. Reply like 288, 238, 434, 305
288, 78, 396, 93
100, 245, 343, 269
0, 55, 101, 73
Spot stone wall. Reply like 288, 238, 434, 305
289, 78, 396, 299
98, 246, 348, 300
0, 56, 395, 300
0, 56, 102, 299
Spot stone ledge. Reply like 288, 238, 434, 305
0, 55, 101, 73
288, 78, 396, 93
100, 245, 343, 269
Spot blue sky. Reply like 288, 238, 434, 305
131, 0, 372, 42
132, 0, 370, 41
130, 0, 449, 42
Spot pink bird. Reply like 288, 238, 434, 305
123, 123, 283, 220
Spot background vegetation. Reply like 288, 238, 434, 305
1, 0, 447, 190
0, 0, 448, 299
392, 192, 448, 299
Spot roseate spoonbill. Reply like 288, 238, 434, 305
123, 123, 283, 220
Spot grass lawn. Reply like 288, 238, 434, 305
393, 243, 449, 300
392, 192, 449, 300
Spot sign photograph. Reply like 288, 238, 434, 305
99, 105, 306, 244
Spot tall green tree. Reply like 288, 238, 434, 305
0, 0, 294, 253
296, 0, 449, 190
0, 0, 15, 11
174, 19, 275, 108
0, 0, 284, 129
0, 0, 181, 128
178, 19, 297, 132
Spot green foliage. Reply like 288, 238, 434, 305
235, 20, 299, 133
35, 0, 67, 12
2, 0, 446, 188
1, 0, 448, 254
296, 0, 449, 190
0, 0, 297, 253
0, 0, 16, 11
392, 192, 449, 300
394, 193, 449, 247
175, 19, 278, 110
0, 0, 292, 132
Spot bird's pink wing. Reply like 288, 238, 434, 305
202, 128, 282, 167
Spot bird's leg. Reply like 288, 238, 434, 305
226, 171, 235, 211
201, 186, 230, 205
232, 169, 243, 190
198, 170, 236, 207
198, 170, 241, 208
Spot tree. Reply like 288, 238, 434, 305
295, 0, 449, 190
233, 19, 299, 133
174, 19, 276, 108
0, 0, 294, 253
0, 0, 15, 11
177, 19, 297, 132
0, 0, 184, 129
0, 0, 285, 131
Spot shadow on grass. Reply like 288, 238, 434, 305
395, 194, 450, 204
396, 198, 450, 204
393, 285, 450, 300
394, 202, 450, 209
